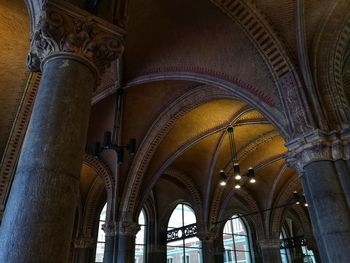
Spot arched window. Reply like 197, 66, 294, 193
95, 203, 107, 263
167, 203, 202, 263
135, 209, 146, 263
223, 215, 252, 263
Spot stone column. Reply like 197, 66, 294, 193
287, 130, 350, 263
198, 232, 219, 263
0, 2, 123, 263
148, 244, 167, 263
146, 219, 167, 263
258, 239, 282, 263
102, 222, 117, 263
73, 237, 95, 263
116, 221, 140, 263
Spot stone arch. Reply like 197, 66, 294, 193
313, 1, 350, 129
162, 168, 205, 233
216, 195, 263, 242
80, 176, 106, 237
80, 154, 114, 237
210, 0, 313, 136
269, 175, 302, 239
119, 78, 289, 222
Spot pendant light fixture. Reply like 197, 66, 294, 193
219, 126, 256, 188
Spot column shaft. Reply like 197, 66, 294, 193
302, 160, 350, 262
201, 240, 215, 263
0, 57, 95, 263
259, 240, 281, 263
103, 234, 117, 263
117, 234, 137, 263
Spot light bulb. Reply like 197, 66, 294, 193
235, 184, 241, 189
235, 174, 241, 180
249, 178, 256, 183
296, 201, 300, 205
220, 181, 227, 186
304, 203, 308, 207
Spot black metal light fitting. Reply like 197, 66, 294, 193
293, 191, 308, 207
219, 126, 256, 188
94, 131, 136, 164
93, 88, 137, 164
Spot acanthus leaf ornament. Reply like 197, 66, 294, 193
26, 1, 124, 81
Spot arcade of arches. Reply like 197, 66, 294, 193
0, 0, 350, 262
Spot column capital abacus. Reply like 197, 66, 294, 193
285, 129, 350, 173
196, 231, 219, 243
258, 239, 281, 249
74, 236, 95, 248
27, 0, 125, 83
116, 221, 140, 236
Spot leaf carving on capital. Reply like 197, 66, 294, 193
27, 3, 124, 77
117, 221, 140, 236
286, 129, 350, 172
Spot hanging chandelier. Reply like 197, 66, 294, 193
219, 127, 256, 189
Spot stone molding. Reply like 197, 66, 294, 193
197, 232, 219, 242
0, 73, 41, 220
74, 237, 95, 248
27, 1, 124, 80
211, 0, 313, 136
259, 239, 281, 249
286, 129, 350, 172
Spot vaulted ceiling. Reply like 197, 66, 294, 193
1, 0, 348, 225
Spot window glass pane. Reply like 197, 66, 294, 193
135, 244, 145, 263
184, 237, 201, 248
183, 205, 196, 225
236, 251, 250, 263
168, 205, 184, 229
222, 214, 252, 263
136, 225, 145, 245
167, 204, 202, 263
231, 217, 246, 235
223, 234, 234, 250
138, 209, 145, 225
135, 209, 146, 263
234, 235, 249, 251
95, 204, 107, 263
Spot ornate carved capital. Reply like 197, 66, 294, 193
286, 129, 350, 173
116, 221, 140, 236
102, 221, 116, 236
27, 1, 124, 80
74, 237, 95, 248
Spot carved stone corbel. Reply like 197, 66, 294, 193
26, 1, 125, 82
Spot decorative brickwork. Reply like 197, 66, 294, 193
0, 73, 41, 219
